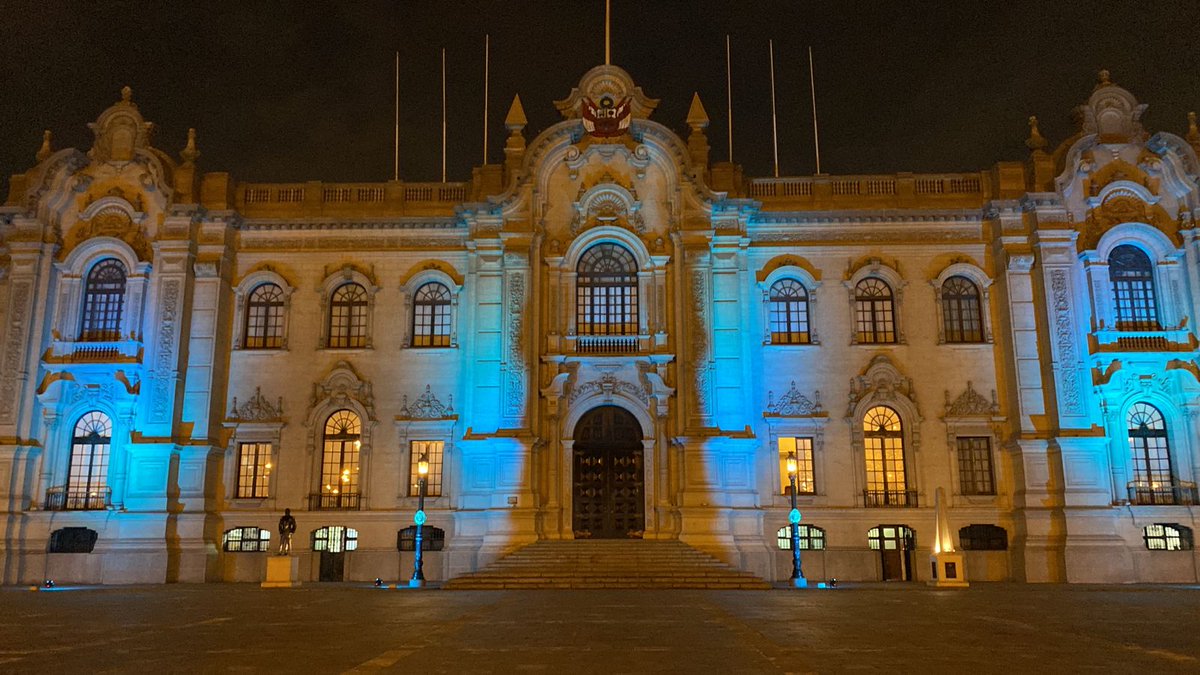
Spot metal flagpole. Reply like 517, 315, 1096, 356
483, 34, 490, 165
808, 45, 821, 174
441, 47, 447, 183
769, 39, 779, 178
393, 51, 400, 181
726, 34, 733, 162
605, 0, 611, 65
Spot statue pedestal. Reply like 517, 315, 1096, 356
928, 552, 969, 588
261, 555, 301, 588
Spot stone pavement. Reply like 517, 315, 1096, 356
0, 583, 1197, 673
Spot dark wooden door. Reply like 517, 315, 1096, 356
573, 406, 644, 539
319, 551, 344, 581
872, 525, 914, 581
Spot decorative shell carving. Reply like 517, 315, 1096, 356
944, 382, 998, 418
399, 385, 455, 420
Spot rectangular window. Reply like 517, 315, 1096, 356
778, 437, 815, 495
956, 437, 995, 495
410, 440, 445, 497
236, 442, 272, 498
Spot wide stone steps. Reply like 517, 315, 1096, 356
443, 539, 771, 590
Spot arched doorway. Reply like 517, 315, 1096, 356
868, 524, 915, 581
573, 406, 645, 539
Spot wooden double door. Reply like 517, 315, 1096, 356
572, 406, 645, 539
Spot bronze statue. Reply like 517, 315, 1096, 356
277, 508, 296, 555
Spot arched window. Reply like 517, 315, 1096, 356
316, 410, 361, 509
1143, 524, 1194, 551
244, 283, 285, 349
1127, 403, 1179, 505
941, 276, 983, 343
222, 526, 271, 552
412, 282, 452, 347
776, 524, 826, 550
65, 411, 111, 510
863, 406, 910, 506
576, 243, 638, 336
312, 525, 358, 552
854, 278, 895, 344
328, 283, 368, 348
80, 259, 127, 341
769, 279, 810, 344
1109, 245, 1159, 330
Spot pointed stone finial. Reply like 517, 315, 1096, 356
686, 92, 709, 132
1026, 115, 1047, 152
1097, 69, 1112, 88
36, 129, 53, 162
180, 127, 199, 165
1187, 112, 1200, 147
505, 94, 527, 133
121, 85, 133, 103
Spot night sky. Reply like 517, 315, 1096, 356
3, 1, 1199, 187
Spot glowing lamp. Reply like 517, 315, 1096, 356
43, 579, 55, 589
418, 455, 430, 477
785, 452, 798, 477
373, 577, 383, 588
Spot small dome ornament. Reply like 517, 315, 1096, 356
180, 127, 200, 165
121, 85, 133, 103
1025, 116, 1047, 152
1096, 69, 1112, 89
35, 129, 52, 163
1186, 112, 1200, 149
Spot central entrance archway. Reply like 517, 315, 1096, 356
572, 406, 645, 539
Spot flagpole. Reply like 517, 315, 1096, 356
393, 51, 400, 181
483, 34, 490, 165
769, 39, 779, 178
605, 0, 611, 65
808, 45, 821, 174
441, 47, 447, 183
726, 34, 733, 163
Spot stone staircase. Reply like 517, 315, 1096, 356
443, 539, 772, 590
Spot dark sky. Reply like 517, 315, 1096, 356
3, 1, 1199, 186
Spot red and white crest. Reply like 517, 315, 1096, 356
582, 95, 632, 138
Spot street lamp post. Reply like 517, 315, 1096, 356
409, 454, 429, 588
786, 452, 807, 588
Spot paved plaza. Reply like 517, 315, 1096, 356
0, 583, 1197, 673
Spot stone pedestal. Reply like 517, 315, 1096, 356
929, 553, 968, 588
261, 555, 301, 588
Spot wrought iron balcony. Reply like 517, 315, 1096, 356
575, 335, 639, 354
1126, 481, 1198, 506
307, 492, 362, 511
45, 485, 111, 511
863, 489, 918, 508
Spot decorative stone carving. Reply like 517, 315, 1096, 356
847, 354, 917, 416
151, 279, 181, 422
1049, 269, 1083, 414
228, 387, 284, 422
399, 385, 455, 420
765, 381, 822, 417
309, 361, 375, 421
944, 382, 998, 417
689, 269, 711, 417
0, 282, 31, 422
568, 372, 649, 405
568, 175, 645, 236
505, 272, 527, 417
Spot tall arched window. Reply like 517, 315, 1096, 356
863, 406, 910, 506
854, 278, 895, 344
66, 411, 111, 509
769, 279, 810, 344
576, 243, 638, 336
412, 282, 452, 347
941, 276, 983, 343
1109, 245, 1159, 330
317, 410, 361, 509
244, 283, 285, 349
328, 283, 368, 348
80, 259, 127, 341
1127, 402, 1178, 505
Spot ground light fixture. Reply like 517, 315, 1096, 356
409, 454, 430, 588
785, 452, 807, 588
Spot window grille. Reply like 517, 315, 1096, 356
222, 526, 271, 552
320, 411, 361, 507
398, 526, 446, 551
412, 282, 451, 347
236, 442, 271, 499
956, 437, 995, 495
854, 278, 895, 343
958, 524, 1007, 550
328, 283, 368, 348
1109, 245, 1159, 330
244, 283, 284, 348
576, 244, 638, 336
769, 279, 810, 344
1128, 402, 1174, 493
312, 526, 358, 552
1142, 524, 1193, 551
80, 259, 127, 341
941, 276, 983, 343
867, 525, 915, 550
48, 527, 98, 553
410, 440, 445, 497
67, 411, 111, 510
777, 437, 815, 495
776, 524, 825, 550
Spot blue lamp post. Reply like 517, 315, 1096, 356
786, 452, 807, 588
409, 454, 429, 588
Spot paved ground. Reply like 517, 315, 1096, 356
0, 583, 1198, 673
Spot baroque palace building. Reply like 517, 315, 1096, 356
1, 65, 1199, 585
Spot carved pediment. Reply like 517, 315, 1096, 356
944, 382, 998, 418
228, 387, 284, 423
569, 175, 645, 236
309, 361, 375, 422
398, 385, 455, 420
847, 355, 916, 415
568, 372, 649, 405
765, 381, 823, 417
